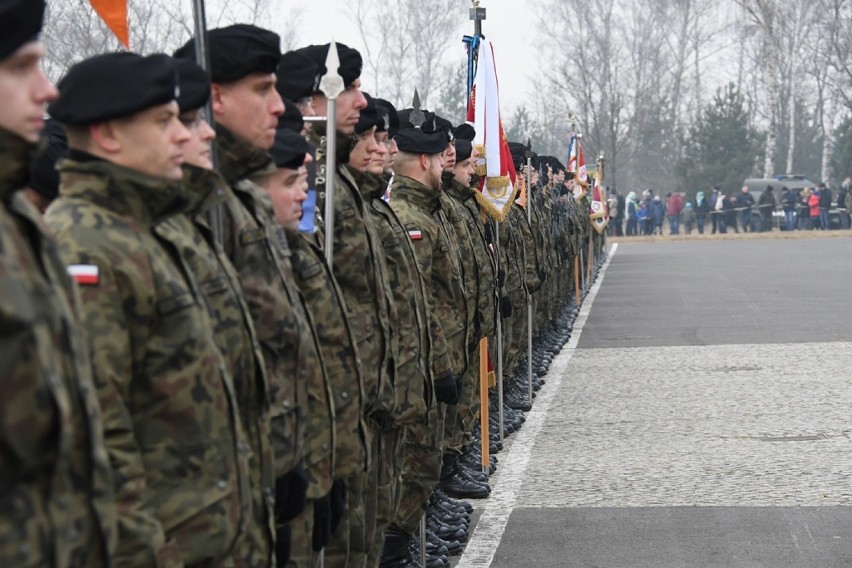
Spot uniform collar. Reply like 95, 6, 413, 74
181, 163, 228, 217
0, 127, 36, 202
445, 177, 476, 202
391, 175, 442, 212
57, 154, 189, 223
215, 125, 276, 186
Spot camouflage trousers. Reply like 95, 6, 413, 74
442, 344, 482, 453
324, 469, 368, 568
504, 288, 527, 379
285, 500, 318, 568
366, 427, 405, 567
390, 401, 445, 535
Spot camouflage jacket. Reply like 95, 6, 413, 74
289, 230, 370, 478
0, 129, 115, 567
499, 206, 525, 295
215, 126, 313, 485
309, 128, 396, 420
508, 204, 542, 293
390, 175, 468, 380
46, 155, 252, 567
356, 170, 432, 426
173, 164, 275, 565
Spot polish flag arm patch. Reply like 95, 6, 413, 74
67, 264, 100, 285
408, 230, 423, 241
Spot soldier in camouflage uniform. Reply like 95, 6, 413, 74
294, 43, 398, 567
386, 125, 469, 562
167, 59, 277, 567
175, 25, 317, 565
0, 2, 116, 565
46, 52, 254, 566
254, 119, 344, 567
346, 96, 437, 565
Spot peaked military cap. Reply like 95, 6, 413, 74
269, 127, 308, 170
0, 0, 45, 61
394, 128, 447, 155
175, 24, 280, 84
355, 92, 379, 135
29, 119, 67, 200
455, 139, 473, 163
374, 98, 398, 137
49, 52, 178, 126
277, 50, 320, 101
295, 43, 363, 91
174, 58, 211, 113
278, 97, 304, 133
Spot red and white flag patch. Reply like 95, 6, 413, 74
408, 230, 423, 241
67, 264, 100, 285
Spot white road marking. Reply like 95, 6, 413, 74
456, 244, 618, 568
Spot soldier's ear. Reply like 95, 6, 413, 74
210, 83, 226, 118
89, 121, 121, 155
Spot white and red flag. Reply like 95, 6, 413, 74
466, 38, 517, 221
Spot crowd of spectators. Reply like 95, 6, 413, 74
607, 177, 852, 236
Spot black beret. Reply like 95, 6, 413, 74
394, 128, 447, 155
455, 123, 476, 141
455, 139, 473, 163
277, 50, 319, 101
294, 43, 363, 92
49, 52, 178, 126
433, 115, 455, 141
508, 142, 527, 170
374, 98, 398, 137
174, 58, 211, 113
398, 108, 439, 132
0, 0, 44, 61
269, 127, 309, 170
355, 92, 378, 135
29, 119, 67, 200
278, 98, 304, 133
175, 24, 280, 84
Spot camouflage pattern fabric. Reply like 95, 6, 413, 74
46, 156, 252, 567
0, 128, 116, 567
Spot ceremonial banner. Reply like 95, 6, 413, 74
566, 131, 588, 200
90, 0, 129, 48
590, 174, 609, 234
467, 38, 517, 220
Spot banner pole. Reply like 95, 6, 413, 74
525, 150, 534, 403
479, 338, 489, 473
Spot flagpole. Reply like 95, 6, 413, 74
319, 44, 344, 268
524, 144, 534, 404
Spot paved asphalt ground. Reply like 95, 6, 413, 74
453, 236, 852, 567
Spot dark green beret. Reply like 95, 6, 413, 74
174, 58, 210, 113
0, 0, 44, 61
175, 24, 280, 84
394, 128, 447, 155
294, 43, 363, 91
269, 128, 308, 170
278, 98, 304, 133
277, 50, 319, 101
455, 139, 472, 163
49, 52, 178, 126
355, 92, 378, 135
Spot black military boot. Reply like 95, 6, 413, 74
439, 454, 490, 499
380, 530, 420, 567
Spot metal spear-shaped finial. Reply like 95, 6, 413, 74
320, 42, 345, 99
524, 137, 533, 160
410, 89, 425, 129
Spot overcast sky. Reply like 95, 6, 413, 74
273, 0, 537, 110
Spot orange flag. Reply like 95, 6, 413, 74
90, 0, 129, 48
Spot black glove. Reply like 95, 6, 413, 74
538, 270, 547, 284
276, 524, 292, 566
275, 464, 309, 524
497, 268, 506, 288
500, 295, 513, 319
312, 493, 332, 552
329, 478, 347, 535
434, 373, 461, 404
370, 411, 394, 432
484, 221, 494, 244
